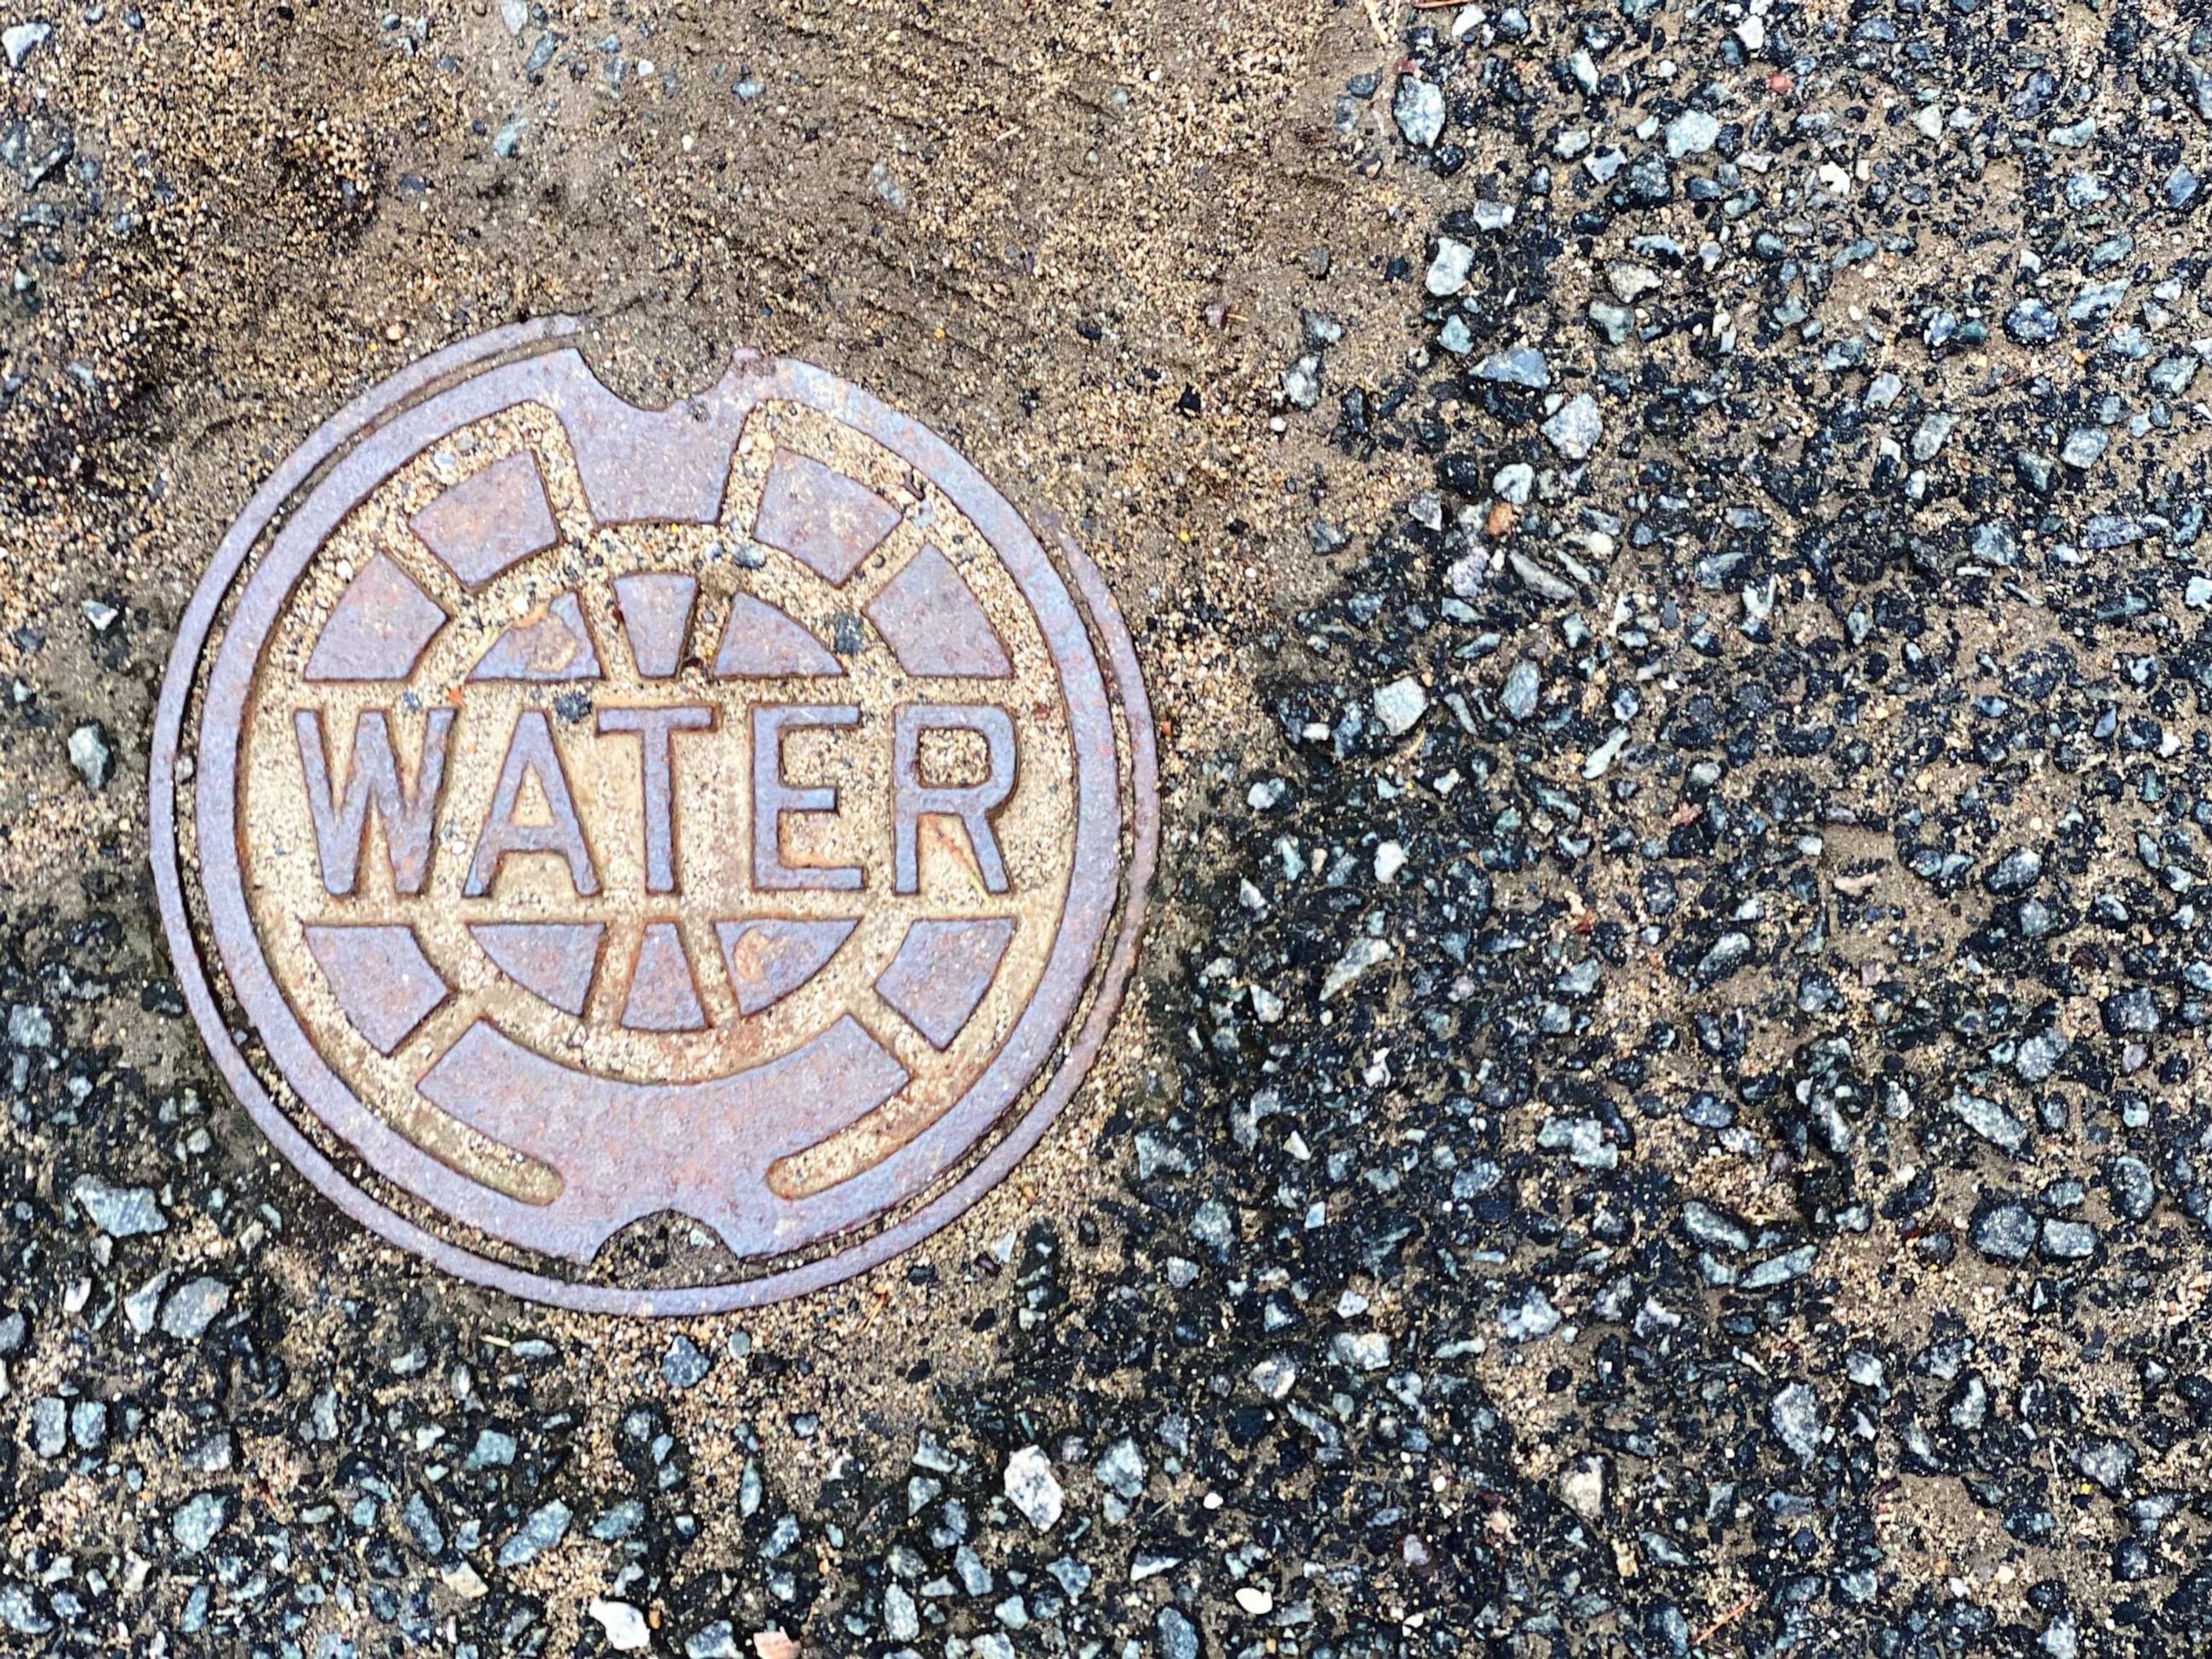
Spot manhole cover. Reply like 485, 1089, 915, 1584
151, 319, 1156, 1313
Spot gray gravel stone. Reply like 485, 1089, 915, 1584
1471, 343, 1550, 389
2061, 427, 2108, 469
1372, 675, 1428, 735
1540, 392, 1603, 460
66, 722, 110, 790
662, 1334, 711, 1390
2013, 1028, 2067, 1082
2, 22, 49, 71
1681, 1201, 1750, 1253
1770, 1383, 1822, 1460
588, 1600, 651, 1652
6, 1004, 50, 1048
30, 1396, 63, 1460
159, 1277, 232, 1340
1971, 1202, 2037, 1262
1190, 1197, 1234, 1251
70, 1175, 165, 1236
496, 1500, 572, 1568
1498, 1286, 1560, 1341
1501, 660, 1541, 720
1911, 410, 1959, 461
2106, 1156, 2156, 1223
1742, 1244, 1816, 1288
1950, 1091, 2028, 1154
170, 1492, 230, 1555
1393, 76, 1444, 147
1094, 1437, 1146, 1498
1664, 108, 1719, 157
1331, 1330, 1390, 1370
1694, 931, 1753, 984
2075, 1439, 2135, 1492
2039, 1218, 2098, 1260
68, 1400, 105, 1451
1424, 237, 1473, 295
0, 1585, 53, 1636
1157, 1607, 1200, 1659
1003, 1445, 1064, 1530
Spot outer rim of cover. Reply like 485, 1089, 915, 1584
149, 320, 1159, 1315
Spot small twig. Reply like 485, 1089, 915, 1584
1694, 1593, 1758, 1645
1362, 0, 1393, 43
858, 1286, 894, 1336
1410, 0, 1466, 9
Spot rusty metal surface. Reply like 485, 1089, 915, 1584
151, 324, 1156, 1313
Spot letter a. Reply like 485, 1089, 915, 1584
465, 709, 602, 898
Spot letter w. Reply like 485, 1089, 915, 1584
293, 708, 455, 896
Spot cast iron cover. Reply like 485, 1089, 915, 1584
151, 320, 1155, 1313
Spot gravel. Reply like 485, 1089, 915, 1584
1663, 108, 1719, 159
1391, 75, 1443, 148
661, 1333, 711, 1389
588, 1599, 652, 1651
1770, 1382, 1824, 1462
1370, 673, 1428, 735
1471, 343, 1551, 389
1002, 1445, 1063, 1532
1971, 1200, 2038, 1262
156, 1275, 230, 1340
6, 1, 2212, 1653
69, 1174, 165, 1236
2, 20, 48, 70
1424, 236, 1473, 296
66, 721, 110, 789
1539, 391, 1602, 460
495, 1500, 572, 1569
168, 1493, 229, 1555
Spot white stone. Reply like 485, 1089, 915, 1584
1664, 109, 1719, 158
3, 22, 50, 70
1004, 1445, 1064, 1531
71, 1177, 166, 1238
1771, 1382, 1824, 1460
883, 1583, 920, 1642
1331, 1331, 1390, 1372
1561, 1455, 1606, 1520
1393, 76, 1444, 147
1581, 728, 1629, 781
1249, 1356, 1298, 1400
68, 723, 109, 789
588, 1600, 651, 1652
1094, 1437, 1148, 1499
1425, 237, 1475, 296
1320, 935, 1391, 1001
1541, 393, 1603, 461
1372, 675, 1429, 735
1498, 1286, 1561, 1341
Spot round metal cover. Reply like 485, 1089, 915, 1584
151, 319, 1156, 1313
